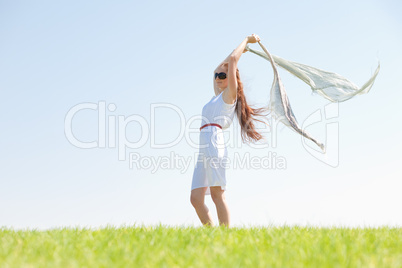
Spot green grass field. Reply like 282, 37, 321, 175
1, 224, 401, 267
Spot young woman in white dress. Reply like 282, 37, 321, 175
190, 34, 269, 228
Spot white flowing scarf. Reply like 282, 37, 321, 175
245, 42, 380, 152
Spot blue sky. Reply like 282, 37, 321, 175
1, 0, 401, 230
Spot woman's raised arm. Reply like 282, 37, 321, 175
213, 34, 261, 96
226, 34, 261, 99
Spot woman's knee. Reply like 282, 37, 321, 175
210, 186, 225, 203
190, 188, 206, 208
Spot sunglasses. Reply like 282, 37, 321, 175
215, 72, 227, 80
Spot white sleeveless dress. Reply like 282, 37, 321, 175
191, 91, 237, 195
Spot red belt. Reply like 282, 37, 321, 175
200, 123, 222, 131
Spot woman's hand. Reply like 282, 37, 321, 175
247, 34, 261, 43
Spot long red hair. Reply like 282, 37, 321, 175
222, 63, 270, 143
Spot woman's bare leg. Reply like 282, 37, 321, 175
190, 187, 214, 227
210, 186, 230, 227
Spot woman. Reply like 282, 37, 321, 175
190, 34, 270, 227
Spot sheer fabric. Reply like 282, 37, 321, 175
245, 43, 380, 152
